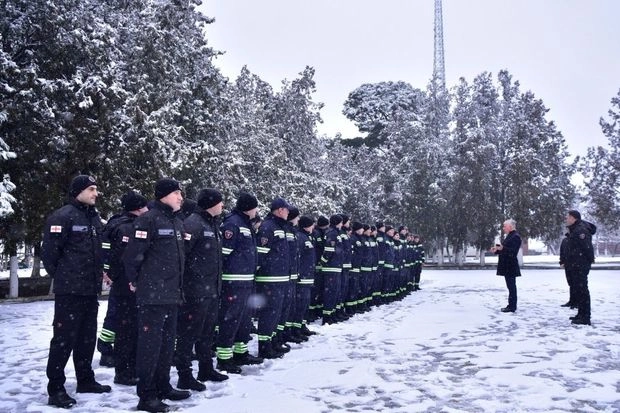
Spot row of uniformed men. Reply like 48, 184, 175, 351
41, 175, 424, 413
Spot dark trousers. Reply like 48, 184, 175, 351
339, 268, 350, 308
564, 269, 577, 304
569, 268, 591, 319
216, 282, 253, 357
322, 271, 341, 315
292, 284, 312, 326
346, 271, 360, 308
97, 293, 117, 354
47, 295, 99, 394
175, 297, 218, 374
136, 304, 177, 401
278, 281, 294, 331
504, 276, 517, 310
114, 294, 137, 379
310, 270, 324, 314
413, 265, 422, 285
256, 282, 286, 341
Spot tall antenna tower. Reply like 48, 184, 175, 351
433, 0, 446, 90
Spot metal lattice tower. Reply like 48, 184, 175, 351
433, 0, 446, 90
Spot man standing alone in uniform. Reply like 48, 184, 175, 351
564, 210, 596, 325
42, 175, 112, 408
124, 178, 190, 413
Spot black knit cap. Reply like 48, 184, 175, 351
352, 221, 364, 232
568, 210, 581, 220
69, 175, 97, 197
121, 191, 147, 212
385, 225, 394, 232
329, 214, 343, 226
363, 224, 370, 231
398, 225, 407, 233
154, 178, 182, 200
287, 207, 300, 221
197, 188, 223, 210
299, 216, 314, 229
340, 214, 350, 225
236, 192, 259, 212
181, 198, 197, 218
375, 221, 385, 230
317, 216, 329, 227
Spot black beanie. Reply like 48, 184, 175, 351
568, 210, 581, 220
341, 214, 350, 225
375, 221, 385, 230
70, 175, 97, 197
363, 224, 370, 231
236, 192, 259, 212
299, 216, 314, 229
352, 221, 364, 232
288, 207, 300, 221
121, 191, 147, 212
317, 216, 329, 227
154, 178, 182, 200
197, 188, 223, 210
329, 214, 343, 226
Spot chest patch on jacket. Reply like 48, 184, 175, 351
72, 225, 88, 232
158, 228, 174, 236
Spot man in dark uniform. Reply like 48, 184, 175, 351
320, 214, 344, 324
412, 234, 425, 291
101, 191, 148, 386
565, 210, 596, 325
42, 175, 111, 408
124, 178, 190, 413
174, 188, 227, 391
256, 198, 291, 358
216, 193, 263, 373
309, 216, 329, 321
348, 221, 365, 314
278, 207, 302, 345
291, 216, 318, 339
338, 215, 352, 320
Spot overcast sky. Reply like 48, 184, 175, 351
200, 0, 620, 158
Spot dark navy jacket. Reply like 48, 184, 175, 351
102, 212, 138, 296
565, 220, 596, 271
296, 227, 316, 285
286, 222, 299, 281
496, 230, 522, 277
256, 213, 290, 282
42, 199, 103, 296
123, 201, 185, 305
221, 209, 257, 282
320, 226, 343, 274
183, 210, 222, 299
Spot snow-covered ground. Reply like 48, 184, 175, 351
0, 269, 618, 413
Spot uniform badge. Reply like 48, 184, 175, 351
184, 233, 192, 241
224, 230, 234, 239
261, 237, 269, 246
122, 236, 129, 243
579, 233, 586, 239
50, 225, 62, 233
135, 230, 148, 239
330, 241, 336, 246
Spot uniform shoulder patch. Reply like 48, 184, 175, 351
122, 235, 129, 243
224, 230, 234, 239
261, 237, 269, 246
50, 225, 62, 233
579, 233, 586, 239
135, 230, 148, 239
184, 233, 192, 241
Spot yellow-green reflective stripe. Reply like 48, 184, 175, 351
290, 274, 299, 280
298, 279, 314, 285
101, 243, 111, 249
255, 276, 290, 282
350, 268, 360, 273
222, 274, 254, 281
324, 247, 335, 252
103, 264, 110, 269
321, 267, 342, 273
222, 247, 233, 254
361, 267, 372, 271
343, 263, 352, 268
257, 247, 270, 253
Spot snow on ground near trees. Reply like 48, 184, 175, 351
0, 269, 618, 413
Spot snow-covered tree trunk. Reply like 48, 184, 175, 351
9, 256, 18, 298
31, 256, 42, 278
479, 248, 486, 265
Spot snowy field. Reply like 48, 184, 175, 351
0, 269, 619, 413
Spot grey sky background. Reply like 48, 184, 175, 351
201, 1, 620, 158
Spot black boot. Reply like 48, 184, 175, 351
197, 361, 228, 382
258, 341, 283, 359
99, 353, 115, 368
571, 316, 591, 325
216, 358, 242, 374
177, 372, 206, 392
76, 381, 112, 393
48, 391, 77, 408
233, 352, 264, 366
300, 324, 317, 336
291, 328, 309, 342
137, 399, 170, 413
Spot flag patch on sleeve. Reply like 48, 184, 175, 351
135, 230, 148, 239
122, 236, 129, 243
50, 225, 62, 233
184, 233, 192, 241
